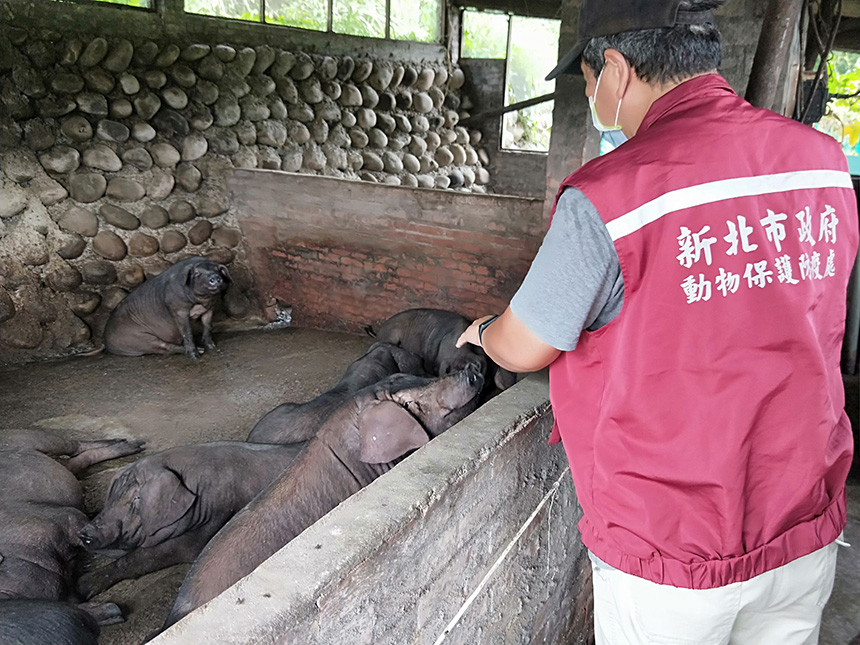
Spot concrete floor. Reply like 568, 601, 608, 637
0, 328, 858, 645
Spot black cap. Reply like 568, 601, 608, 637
545, 0, 715, 80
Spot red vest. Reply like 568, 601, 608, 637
549, 74, 858, 589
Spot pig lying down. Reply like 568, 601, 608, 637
0, 600, 100, 645
76, 440, 307, 599
247, 340, 427, 444
104, 256, 230, 359
163, 365, 484, 628
0, 428, 145, 475
0, 429, 143, 630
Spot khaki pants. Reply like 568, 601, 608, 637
591, 540, 841, 645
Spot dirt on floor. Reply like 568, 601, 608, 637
0, 327, 857, 645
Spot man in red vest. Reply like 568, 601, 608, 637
457, 0, 859, 642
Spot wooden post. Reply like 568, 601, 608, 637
745, 0, 805, 111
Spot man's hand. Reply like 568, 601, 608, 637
455, 308, 561, 373
456, 314, 497, 348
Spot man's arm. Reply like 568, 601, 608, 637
456, 188, 623, 372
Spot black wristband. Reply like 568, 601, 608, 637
477, 315, 499, 346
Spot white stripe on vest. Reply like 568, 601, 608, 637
606, 169, 854, 242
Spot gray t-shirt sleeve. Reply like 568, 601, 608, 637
510, 188, 624, 352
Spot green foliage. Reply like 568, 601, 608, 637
185, 0, 258, 20
461, 10, 508, 59
390, 0, 440, 43
266, 0, 326, 30
503, 16, 560, 151
53, 0, 150, 6
333, 0, 385, 38
817, 50, 860, 156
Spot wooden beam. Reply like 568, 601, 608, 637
746, 0, 805, 111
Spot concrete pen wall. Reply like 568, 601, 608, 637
152, 373, 594, 645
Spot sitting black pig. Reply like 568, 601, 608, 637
103, 256, 230, 359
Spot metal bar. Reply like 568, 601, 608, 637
385, 0, 390, 39
327, 0, 333, 32
260, 0, 264, 23
459, 92, 555, 126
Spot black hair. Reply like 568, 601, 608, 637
581, 0, 725, 85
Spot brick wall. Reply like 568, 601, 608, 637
230, 169, 545, 330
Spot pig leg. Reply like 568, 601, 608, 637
76, 530, 211, 600
65, 439, 145, 475
200, 309, 216, 351
77, 601, 125, 626
170, 311, 200, 359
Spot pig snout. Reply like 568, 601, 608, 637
78, 520, 120, 552
462, 362, 484, 389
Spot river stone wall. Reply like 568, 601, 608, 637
0, 26, 487, 363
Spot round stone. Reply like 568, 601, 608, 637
402, 153, 420, 174
349, 128, 368, 148
99, 203, 140, 230
288, 103, 314, 123
302, 144, 325, 171
359, 171, 378, 182
101, 286, 128, 311
413, 92, 433, 113
79, 37, 108, 67
40, 146, 80, 174
84, 68, 115, 94
388, 133, 410, 151
416, 68, 435, 91
224, 287, 251, 318
52, 73, 84, 94
151, 142, 181, 168
188, 219, 213, 245
162, 87, 188, 110
425, 131, 441, 150
281, 148, 302, 172
206, 247, 234, 264
194, 80, 219, 107
419, 154, 438, 173
103, 39, 134, 73
369, 65, 393, 92
83, 144, 122, 171
240, 95, 269, 121
110, 99, 133, 119
289, 54, 314, 81
322, 81, 341, 101
352, 60, 373, 83
435, 146, 454, 167
376, 113, 396, 135
257, 120, 287, 147
118, 263, 145, 288
179, 133, 207, 161
35, 96, 74, 119
448, 169, 464, 188
58, 115, 91, 143
337, 57, 355, 81
206, 128, 239, 155
401, 173, 418, 188
377, 91, 395, 112
465, 146, 478, 165
149, 168, 175, 197
382, 151, 402, 173
341, 111, 357, 128
428, 86, 445, 110
0, 289, 14, 323
131, 40, 157, 66
311, 120, 328, 144
475, 167, 490, 185
93, 230, 127, 260
289, 121, 310, 145
144, 70, 168, 89
134, 92, 162, 120
231, 47, 256, 77
214, 44, 236, 62
176, 163, 202, 192
450, 143, 467, 165
444, 110, 459, 128
252, 45, 275, 74
198, 192, 229, 217
317, 56, 337, 81
81, 260, 117, 285
339, 84, 362, 107
215, 95, 241, 126
361, 85, 379, 108
122, 147, 153, 170
170, 64, 196, 88
96, 119, 130, 143
25, 121, 54, 151
77, 93, 108, 117
299, 78, 324, 104
434, 67, 449, 86
322, 143, 347, 170
362, 151, 383, 172
249, 75, 276, 97
272, 50, 295, 77
132, 122, 156, 142
59, 207, 98, 237
191, 105, 215, 131
411, 115, 429, 133
235, 120, 256, 145
144, 260, 172, 278
106, 178, 145, 202
60, 39, 83, 66
140, 204, 169, 228
435, 175, 451, 189
182, 43, 210, 62
0, 311, 42, 349
155, 44, 180, 68
67, 291, 101, 316
45, 260, 82, 292
56, 232, 87, 259
268, 98, 287, 120
152, 109, 189, 137
449, 68, 465, 89
128, 232, 159, 257
169, 200, 196, 223
368, 128, 387, 148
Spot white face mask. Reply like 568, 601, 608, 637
589, 67, 623, 132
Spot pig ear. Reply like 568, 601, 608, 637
357, 401, 429, 464
218, 265, 232, 283
183, 263, 196, 287
139, 470, 196, 532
